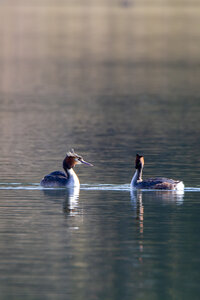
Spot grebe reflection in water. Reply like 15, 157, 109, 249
42, 186, 80, 213
40, 149, 93, 188
130, 189, 184, 210
131, 154, 184, 191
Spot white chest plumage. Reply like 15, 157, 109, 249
66, 168, 80, 187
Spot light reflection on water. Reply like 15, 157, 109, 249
0, 188, 199, 299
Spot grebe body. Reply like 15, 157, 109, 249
40, 150, 93, 188
131, 154, 184, 191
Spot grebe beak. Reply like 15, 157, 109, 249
80, 159, 93, 166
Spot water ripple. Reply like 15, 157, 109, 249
0, 183, 199, 192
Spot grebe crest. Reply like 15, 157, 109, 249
131, 154, 184, 191
40, 149, 93, 188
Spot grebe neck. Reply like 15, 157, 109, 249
63, 158, 80, 187
65, 168, 80, 187
131, 167, 143, 187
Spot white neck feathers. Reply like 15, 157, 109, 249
131, 169, 139, 187
66, 168, 80, 187
131, 169, 143, 187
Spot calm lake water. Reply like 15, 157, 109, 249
0, 1, 200, 299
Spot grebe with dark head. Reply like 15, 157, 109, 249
131, 154, 184, 190
40, 149, 93, 188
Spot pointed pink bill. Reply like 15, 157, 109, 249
80, 159, 93, 166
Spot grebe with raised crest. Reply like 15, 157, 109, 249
131, 154, 184, 190
40, 149, 93, 188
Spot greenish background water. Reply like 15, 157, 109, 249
0, 1, 200, 299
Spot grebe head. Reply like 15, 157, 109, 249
135, 154, 144, 169
63, 149, 93, 170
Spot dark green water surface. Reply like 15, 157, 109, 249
0, 1, 200, 299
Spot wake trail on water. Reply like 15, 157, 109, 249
0, 183, 199, 192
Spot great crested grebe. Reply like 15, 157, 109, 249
40, 149, 93, 188
131, 154, 184, 190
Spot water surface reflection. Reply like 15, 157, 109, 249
130, 189, 184, 211
42, 186, 80, 214
130, 189, 185, 265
